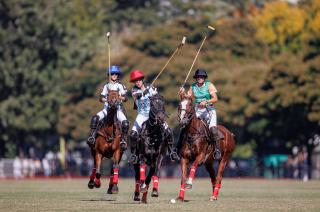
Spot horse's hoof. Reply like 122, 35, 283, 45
107, 185, 113, 194
140, 198, 147, 204
185, 178, 192, 189
185, 183, 192, 189
94, 181, 101, 188
133, 192, 140, 201
209, 196, 218, 201
111, 184, 119, 194
140, 187, 148, 194
140, 200, 147, 204
88, 180, 95, 189
140, 183, 148, 194
151, 188, 158, 197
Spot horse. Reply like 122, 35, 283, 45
174, 96, 235, 202
133, 94, 175, 203
87, 90, 124, 194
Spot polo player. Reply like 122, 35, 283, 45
87, 65, 129, 151
179, 69, 224, 159
129, 70, 179, 162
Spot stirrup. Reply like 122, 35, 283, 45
129, 154, 138, 164
213, 149, 221, 160
120, 140, 127, 151
87, 136, 95, 146
170, 151, 180, 161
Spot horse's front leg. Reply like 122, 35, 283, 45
133, 163, 141, 201
177, 157, 189, 202
151, 144, 166, 197
94, 150, 103, 188
88, 148, 96, 189
107, 165, 114, 194
185, 151, 205, 189
141, 166, 155, 204
110, 140, 121, 194
204, 156, 218, 201
212, 152, 231, 200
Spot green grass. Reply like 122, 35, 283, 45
0, 178, 320, 212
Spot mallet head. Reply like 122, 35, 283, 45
207, 25, 215, 31
182, 36, 186, 45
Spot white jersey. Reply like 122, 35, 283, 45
132, 84, 157, 116
101, 81, 127, 108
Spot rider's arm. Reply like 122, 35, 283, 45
206, 83, 218, 104
179, 87, 193, 99
100, 84, 108, 103
99, 95, 107, 103
132, 88, 142, 100
148, 86, 157, 96
119, 83, 128, 102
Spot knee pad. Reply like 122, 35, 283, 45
164, 127, 173, 138
130, 131, 138, 141
122, 120, 129, 129
90, 115, 100, 129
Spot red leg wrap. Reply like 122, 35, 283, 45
152, 176, 159, 190
140, 164, 146, 181
135, 180, 140, 193
90, 168, 96, 180
113, 168, 119, 184
109, 175, 114, 186
179, 183, 186, 199
213, 183, 221, 197
189, 165, 196, 179
95, 178, 101, 186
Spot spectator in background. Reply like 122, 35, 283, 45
298, 146, 308, 182
13, 156, 22, 179
42, 158, 51, 177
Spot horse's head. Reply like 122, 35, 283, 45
178, 97, 194, 128
107, 89, 121, 109
149, 94, 167, 125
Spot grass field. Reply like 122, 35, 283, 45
0, 178, 320, 212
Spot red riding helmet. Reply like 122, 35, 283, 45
130, 70, 145, 82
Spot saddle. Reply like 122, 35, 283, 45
97, 116, 120, 143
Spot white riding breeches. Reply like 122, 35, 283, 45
131, 113, 169, 134
195, 106, 217, 128
97, 108, 127, 123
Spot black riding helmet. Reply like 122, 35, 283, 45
193, 69, 208, 79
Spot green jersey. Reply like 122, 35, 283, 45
192, 81, 212, 105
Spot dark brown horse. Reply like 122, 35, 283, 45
87, 90, 124, 194
175, 97, 235, 201
133, 94, 175, 203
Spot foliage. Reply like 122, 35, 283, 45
252, 1, 306, 53
1, 0, 319, 159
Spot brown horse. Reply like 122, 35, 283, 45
87, 90, 124, 194
175, 97, 235, 201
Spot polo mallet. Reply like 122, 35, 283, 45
151, 36, 187, 87
106, 32, 111, 82
181, 25, 215, 88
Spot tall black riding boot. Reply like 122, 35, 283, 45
87, 115, 100, 146
165, 128, 180, 161
120, 120, 129, 151
129, 131, 139, 164
210, 126, 224, 160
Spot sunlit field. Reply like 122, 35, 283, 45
0, 178, 319, 212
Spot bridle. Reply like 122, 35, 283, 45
178, 98, 195, 128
